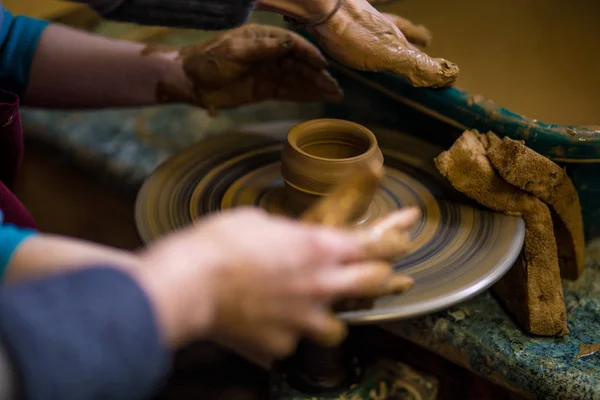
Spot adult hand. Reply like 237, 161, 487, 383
307, 0, 458, 88
146, 24, 342, 115
381, 12, 433, 48
336, 0, 435, 48
134, 207, 418, 359
257, 0, 456, 87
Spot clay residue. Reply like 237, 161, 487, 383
307, 0, 458, 88
550, 146, 566, 157
301, 162, 417, 312
142, 24, 343, 115
381, 13, 433, 48
575, 342, 600, 360
301, 162, 413, 263
467, 94, 494, 107
434, 130, 568, 337
459, 91, 600, 146
302, 162, 383, 227
485, 134, 585, 279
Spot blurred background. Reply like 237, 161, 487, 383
4, 0, 78, 18
380, 0, 600, 126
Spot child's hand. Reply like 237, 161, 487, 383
148, 24, 342, 115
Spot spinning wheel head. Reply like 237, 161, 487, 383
135, 120, 525, 323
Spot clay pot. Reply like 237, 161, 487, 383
281, 119, 384, 219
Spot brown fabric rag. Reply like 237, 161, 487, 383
484, 133, 585, 280
435, 130, 572, 336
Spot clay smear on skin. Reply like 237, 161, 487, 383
141, 26, 343, 115
308, 0, 458, 88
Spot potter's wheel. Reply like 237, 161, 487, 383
135, 121, 525, 323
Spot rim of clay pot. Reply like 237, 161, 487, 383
286, 119, 379, 162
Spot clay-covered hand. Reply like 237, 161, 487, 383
307, 0, 457, 87
135, 207, 417, 358
381, 12, 432, 48
301, 162, 419, 294
150, 24, 342, 115
362, 0, 435, 47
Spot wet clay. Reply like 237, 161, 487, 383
435, 130, 568, 337
301, 162, 413, 263
301, 161, 415, 312
307, 0, 458, 88
302, 161, 384, 227
575, 342, 600, 360
484, 134, 585, 280
142, 24, 342, 115
281, 119, 384, 217
381, 13, 432, 48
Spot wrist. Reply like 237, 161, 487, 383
142, 46, 195, 105
134, 240, 218, 348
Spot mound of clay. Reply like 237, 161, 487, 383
484, 134, 585, 280
435, 130, 568, 337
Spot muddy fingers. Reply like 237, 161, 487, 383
382, 13, 433, 48
388, 47, 459, 88
307, 0, 459, 88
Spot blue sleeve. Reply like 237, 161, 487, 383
0, 266, 171, 399
0, 210, 37, 279
0, 5, 49, 96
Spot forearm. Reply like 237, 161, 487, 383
0, 223, 212, 348
4, 233, 140, 283
0, 267, 170, 399
23, 23, 190, 108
